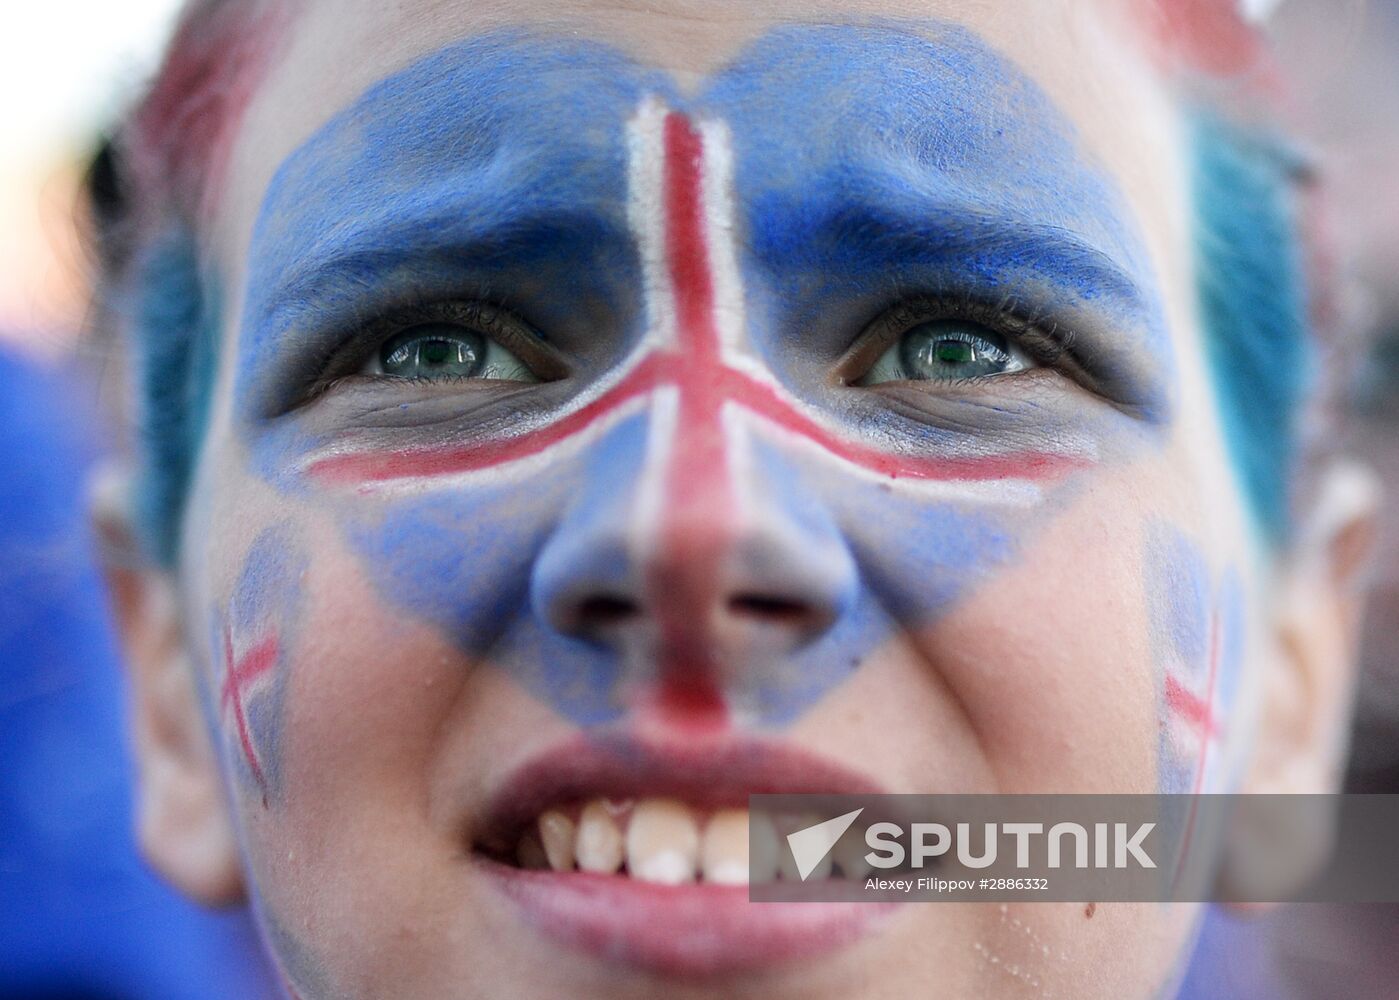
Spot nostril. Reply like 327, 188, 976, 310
727, 593, 812, 624
577, 594, 641, 627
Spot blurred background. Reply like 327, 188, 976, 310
0, 2, 1395, 998
1, 3, 279, 997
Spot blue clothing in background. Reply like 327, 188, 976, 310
0, 346, 275, 999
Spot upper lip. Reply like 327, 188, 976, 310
472, 731, 888, 856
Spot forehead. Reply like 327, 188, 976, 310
212, 0, 1187, 294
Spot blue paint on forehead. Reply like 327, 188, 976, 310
702, 22, 1172, 420
236, 31, 673, 431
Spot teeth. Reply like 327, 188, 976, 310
626, 798, 700, 885
832, 824, 871, 879
749, 810, 780, 884
576, 799, 625, 874
512, 802, 787, 884
701, 808, 750, 886
538, 809, 576, 872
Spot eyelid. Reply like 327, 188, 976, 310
303, 300, 569, 402
834, 295, 1085, 387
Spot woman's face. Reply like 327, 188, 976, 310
167, 0, 1284, 996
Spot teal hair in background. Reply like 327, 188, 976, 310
1190, 110, 1314, 545
129, 228, 219, 566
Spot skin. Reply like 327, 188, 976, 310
104, 2, 1376, 998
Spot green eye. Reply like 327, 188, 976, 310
856, 320, 1031, 385
369, 323, 538, 382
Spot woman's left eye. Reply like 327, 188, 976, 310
363, 323, 540, 382
855, 320, 1033, 385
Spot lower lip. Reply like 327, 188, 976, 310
476, 859, 897, 977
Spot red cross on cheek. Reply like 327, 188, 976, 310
1167, 605, 1228, 885
220, 627, 280, 798
1166, 606, 1224, 773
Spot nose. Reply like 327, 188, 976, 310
530, 425, 858, 717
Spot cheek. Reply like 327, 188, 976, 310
910, 474, 1163, 793
821, 446, 1241, 796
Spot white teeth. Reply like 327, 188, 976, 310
513, 802, 789, 884
701, 808, 750, 886
749, 810, 780, 884
778, 815, 831, 881
516, 828, 549, 870
832, 824, 871, 879
626, 798, 700, 885
538, 809, 576, 872
576, 799, 625, 874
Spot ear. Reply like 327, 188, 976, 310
92, 465, 245, 906
1221, 459, 1381, 903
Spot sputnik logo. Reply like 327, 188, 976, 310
787, 808, 866, 881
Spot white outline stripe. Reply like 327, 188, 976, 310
627, 96, 677, 353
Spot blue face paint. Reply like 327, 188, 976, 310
700, 22, 1173, 425
740, 436, 1015, 724
1190, 110, 1313, 544
212, 523, 305, 802
1145, 522, 1243, 796
236, 32, 671, 439
224, 26, 1179, 729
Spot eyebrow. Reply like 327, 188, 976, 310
255, 200, 634, 332
756, 189, 1157, 328
694, 20, 1175, 415
240, 190, 640, 424
236, 23, 1174, 426
232, 30, 666, 416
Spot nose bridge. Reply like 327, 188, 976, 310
529, 103, 859, 723
529, 387, 858, 710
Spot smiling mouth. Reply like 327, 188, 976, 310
468, 734, 897, 975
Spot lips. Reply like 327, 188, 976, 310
468, 733, 897, 976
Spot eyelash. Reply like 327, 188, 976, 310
299, 290, 1081, 408
839, 292, 1076, 385
304, 299, 564, 399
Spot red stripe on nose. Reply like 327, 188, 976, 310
645, 112, 731, 728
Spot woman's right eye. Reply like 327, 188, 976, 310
364, 322, 540, 382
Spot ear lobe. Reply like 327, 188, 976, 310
92, 465, 246, 906
1259, 459, 1380, 795
1219, 459, 1381, 904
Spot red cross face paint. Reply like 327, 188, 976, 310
158, 6, 1304, 999
283, 95, 1103, 730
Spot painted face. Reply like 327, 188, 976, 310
174, 2, 1285, 997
